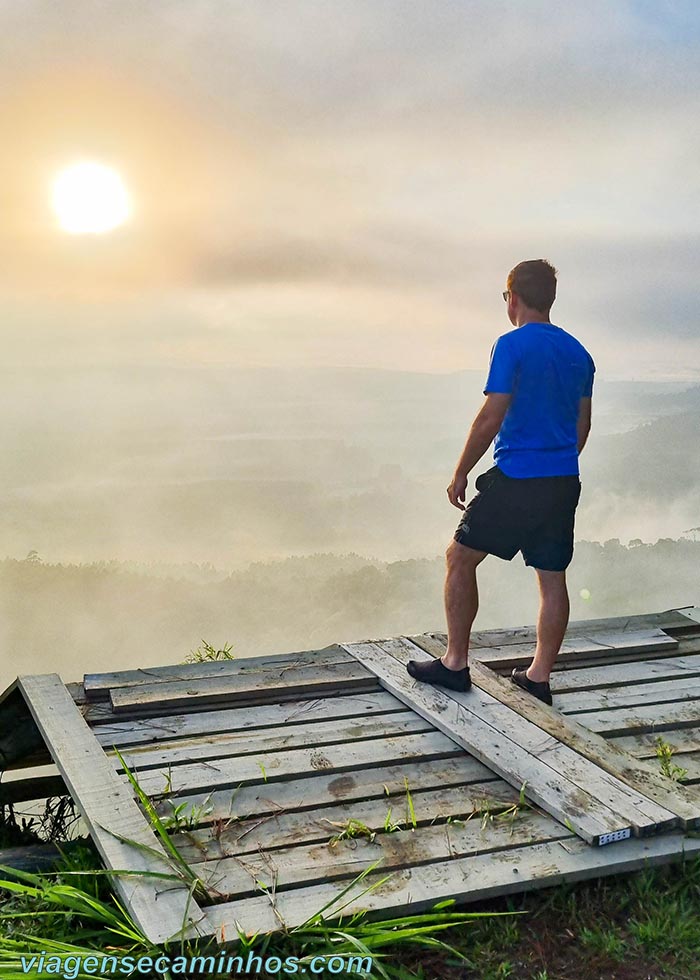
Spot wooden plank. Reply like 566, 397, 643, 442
195, 831, 700, 939
131, 730, 466, 798
543, 650, 699, 673
171, 779, 523, 862
373, 638, 679, 835
569, 701, 700, 737
84, 646, 352, 700
660, 753, 700, 783
547, 648, 700, 694
65, 681, 86, 705
92, 690, 406, 746
611, 728, 700, 759
411, 633, 700, 830
420, 628, 678, 671
677, 607, 700, 627
109, 662, 378, 714
16, 674, 206, 945
565, 608, 700, 634
440, 609, 689, 649
153, 754, 499, 827
192, 809, 569, 899
84, 684, 385, 724
340, 642, 635, 846
108, 712, 433, 771
557, 677, 700, 714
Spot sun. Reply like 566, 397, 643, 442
51, 160, 132, 234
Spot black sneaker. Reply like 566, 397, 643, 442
406, 657, 471, 692
510, 667, 552, 705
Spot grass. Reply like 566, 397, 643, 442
4, 725, 700, 978
0, 763, 522, 977
6, 845, 700, 979
184, 641, 235, 664
0, 843, 512, 978
4, 792, 700, 979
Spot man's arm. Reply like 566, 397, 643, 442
577, 396, 592, 454
447, 393, 511, 509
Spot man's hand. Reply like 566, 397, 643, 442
447, 470, 468, 510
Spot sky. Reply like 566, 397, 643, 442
1, 0, 699, 379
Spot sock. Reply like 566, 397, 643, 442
406, 656, 471, 692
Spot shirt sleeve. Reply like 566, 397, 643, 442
582, 354, 596, 397
483, 334, 519, 394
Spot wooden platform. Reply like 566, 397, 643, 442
3, 605, 700, 945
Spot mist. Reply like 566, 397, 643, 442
0, 365, 698, 690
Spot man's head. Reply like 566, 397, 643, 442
504, 259, 557, 326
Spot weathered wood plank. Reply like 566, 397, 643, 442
677, 607, 700, 627
611, 728, 700, 760
108, 712, 433, 771
171, 779, 523, 862
65, 681, 86, 705
195, 831, 700, 939
431, 610, 688, 649
92, 690, 406, 746
568, 701, 700, 737
109, 662, 378, 714
341, 641, 635, 846
557, 677, 700, 715
547, 648, 700, 694
661, 753, 700, 783
132, 730, 466, 798
153, 755, 499, 827
373, 637, 680, 835
16, 674, 206, 945
84, 646, 352, 700
483, 608, 697, 639
412, 633, 700, 829
420, 629, 678, 672
193, 809, 569, 899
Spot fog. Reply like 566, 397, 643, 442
0, 365, 698, 690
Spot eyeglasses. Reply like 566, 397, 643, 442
502, 290, 509, 302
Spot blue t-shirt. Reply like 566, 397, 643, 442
483, 321, 595, 478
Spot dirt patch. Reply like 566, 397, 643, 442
327, 774, 356, 796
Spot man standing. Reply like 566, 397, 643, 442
407, 259, 595, 705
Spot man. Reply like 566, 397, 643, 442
407, 259, 595, 705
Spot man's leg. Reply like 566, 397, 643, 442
526, 568, 570, 683
441, 538, 488, 670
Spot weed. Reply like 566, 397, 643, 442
579, 924, 628, 961
160, 796, 214, 833
479, 783, 531, 834
183, 640, 235, 663
654, 735, 688, 781
328, 818, 377, 847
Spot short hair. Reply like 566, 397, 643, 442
507, 259, 557, 312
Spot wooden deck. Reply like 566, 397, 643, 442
2, 605, 700, 945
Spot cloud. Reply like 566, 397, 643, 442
0, 1, 698, 376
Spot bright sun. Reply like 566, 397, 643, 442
51, 161, 132, 234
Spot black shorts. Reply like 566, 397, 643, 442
453, 465, 582, 571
